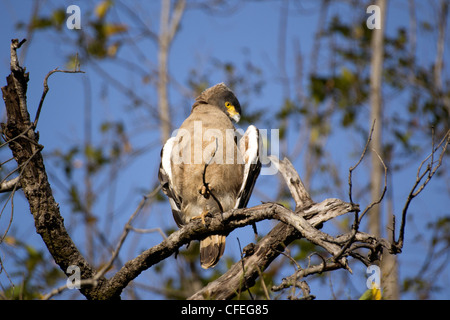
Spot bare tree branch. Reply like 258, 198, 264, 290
95, 186, 162, 281
1, 39, 107, 300
394, 129, 450, 252
269, 156, 313, 207
348, 120, 376, 204
105, 198, 357, 299
0, 176, 20, 193
34, 65, 85, 129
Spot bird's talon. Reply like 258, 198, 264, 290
192, 210, 208, 225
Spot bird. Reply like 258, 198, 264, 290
158, 83, 261, 269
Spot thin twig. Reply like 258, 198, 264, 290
0, 146, 41, 245
42, 278, 99, 300
95, 185, 161, 280
358, 148, 388, 223
0, 124, 35, 149
127, 226, 167, 240
395, 129, 450, 250
237, 237, 254, 300
272, 260, 341, 294
348, 120, 376, 204
256, 266, 271, 300
0, 182, 17, 243
342, 123, 387, 256
0, 143, 41, 190
33, 67, 85, 128
342, 121, 376, 258
274, 247, 302, 298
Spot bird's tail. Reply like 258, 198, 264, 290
200, 235, 226, 269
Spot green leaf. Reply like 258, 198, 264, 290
95, 0, 113, 19
310, 76, 328, 103
52, 9, 66, 28
31, 17, 53, 30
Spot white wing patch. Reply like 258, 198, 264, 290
235, 125, 261, 209
160, 137, 176, 185
158, 137, 184, 227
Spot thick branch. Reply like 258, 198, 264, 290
102, 199, 356, 299
269, 156, 313, 207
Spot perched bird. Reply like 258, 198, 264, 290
158, 83, 261, 269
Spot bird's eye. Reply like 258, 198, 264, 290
225, 102, 231, 108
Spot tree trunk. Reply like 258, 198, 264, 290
157, 0, 186, 144
1, 39, 109, 300
369, 0, 399, 300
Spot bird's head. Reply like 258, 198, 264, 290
192, 83, 242, 122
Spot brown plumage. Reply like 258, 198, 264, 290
158, 83, 261, 269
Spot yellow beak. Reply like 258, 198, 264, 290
227, 105, 240, 122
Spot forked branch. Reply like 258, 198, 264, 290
393, 129, 450, 252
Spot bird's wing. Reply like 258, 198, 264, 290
158, 137, 184, 227
235, 125, 261, 209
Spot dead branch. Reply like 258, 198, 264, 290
348, 120, 375, 205
359, 147, 388, 223
34, 66, 85, 128
1, 39, 105, 300
95, 185, 162, 281
393, 129, 450, 252
0, 176, 20, 193
265, 129, 449, 297
106, 198, 357, 299
269, 156, 313, 207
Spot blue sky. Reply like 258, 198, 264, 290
0, 0, 449, 300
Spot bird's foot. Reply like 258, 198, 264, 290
191, 209, 209, 225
